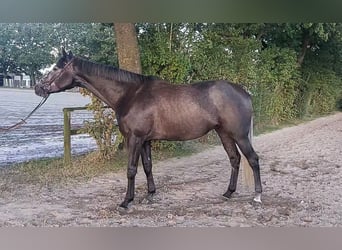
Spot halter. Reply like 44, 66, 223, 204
44, 58, 75, 86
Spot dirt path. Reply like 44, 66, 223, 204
0, 113, 341, 227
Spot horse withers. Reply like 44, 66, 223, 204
35, 49, 262, 208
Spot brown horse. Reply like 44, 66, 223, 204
35, 49, 262, 208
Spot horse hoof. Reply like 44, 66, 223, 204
117, 206, 127, 214
253, 193, 262, 203
222, 191, 233, 200
148, 189, 156, 195
117, 205, 134, 215
119, 204, 127, 209
119, 200, 130, 209
147, 192, 155, 201
140, 193, 155, 204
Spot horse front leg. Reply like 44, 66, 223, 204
120, 134, 144, 208
141, 141, 156, 196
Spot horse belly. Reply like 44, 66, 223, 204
152, 108, 217, 141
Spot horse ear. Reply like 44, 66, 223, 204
62, 47, 67, 57
68, 50, 73, 58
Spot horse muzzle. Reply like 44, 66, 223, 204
34, 83, 50, 98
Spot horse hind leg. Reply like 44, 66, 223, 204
215, 129, 241, 199
235, 137, 262, 203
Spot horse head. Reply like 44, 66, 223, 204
35, 48, 76, 97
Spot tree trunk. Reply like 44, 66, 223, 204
113, 23, 142, 74
30, 73, 36, 87
297, 34, 310, 67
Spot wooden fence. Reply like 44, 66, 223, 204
63, 106, 112, 164
63, 106, 88, 165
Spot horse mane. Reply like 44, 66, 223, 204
73, 57, 151, 84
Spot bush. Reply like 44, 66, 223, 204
253, 47, 300, 126
80, 90, 120, 160
300, 67, 342, 116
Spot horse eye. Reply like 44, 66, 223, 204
53, 67, 58, 71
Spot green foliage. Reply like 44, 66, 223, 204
138, 23, 190, 83
80, 90, 119, 159
254, 47, 300, 125
151, 140, 184, 152
187, 27, 232, 81
299, 67, 342, 116
0, 23, 54, 84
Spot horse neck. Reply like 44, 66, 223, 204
72, 61, 141, 111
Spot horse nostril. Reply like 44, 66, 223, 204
34, 84, 48, 97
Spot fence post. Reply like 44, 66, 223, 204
63, 108, 71, 165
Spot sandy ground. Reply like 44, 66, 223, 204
0, 113, 341, 227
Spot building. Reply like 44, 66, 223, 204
0, 73, 31, 88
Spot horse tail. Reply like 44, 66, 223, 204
240, 115, 254, 188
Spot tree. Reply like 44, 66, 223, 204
114, 23, 142, 74
14, 24, 54, 85
0, 24, 55, 85
138, 23, 191, 83
0, 24, 16, 76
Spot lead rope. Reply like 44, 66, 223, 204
0, 95, 49, 132
0, 58, 74, 132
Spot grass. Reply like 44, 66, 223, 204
0, 139, 206, 187
1, 151, 125, 187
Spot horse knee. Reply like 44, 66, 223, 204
229, 154, 241, 169
142, 158, 149, 166
143, 158, 151, 168
127, 166, 137, 179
